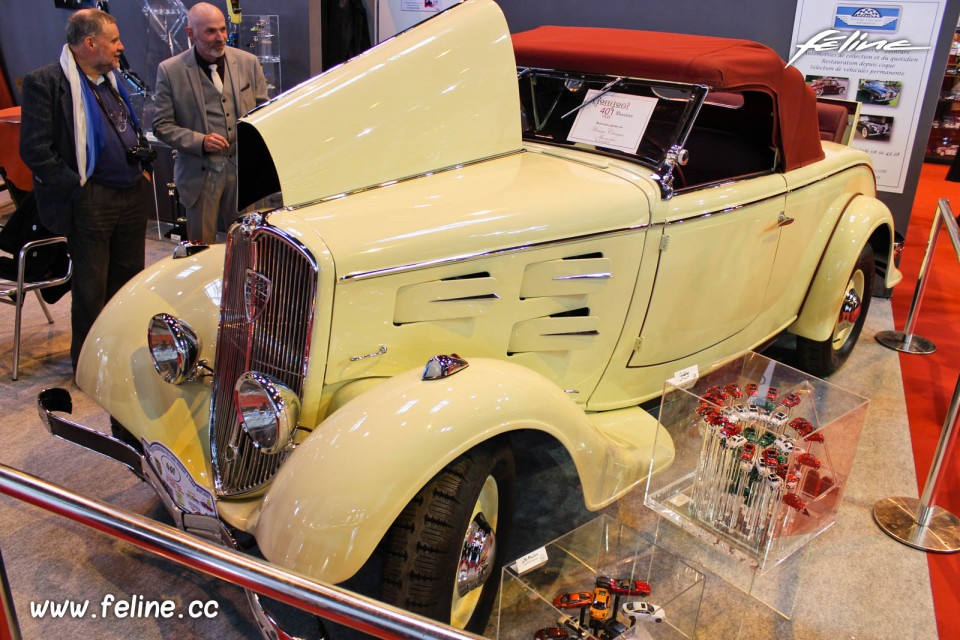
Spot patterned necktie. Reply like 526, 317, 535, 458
209, 63, 223, 94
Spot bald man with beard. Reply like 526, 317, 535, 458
153, 2, 268, 244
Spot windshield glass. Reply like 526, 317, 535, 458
518, 69, 705, 172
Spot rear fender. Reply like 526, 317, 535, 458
789, 195, 901, 342
252, 357, 669, 584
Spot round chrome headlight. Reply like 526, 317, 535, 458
147, 314, 201, 385
234, 372, 300, 455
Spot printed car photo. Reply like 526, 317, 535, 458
858, 79, 901, 105
806, 75, 848, 97
36, 0, 901, 636
858, 115, 894, 139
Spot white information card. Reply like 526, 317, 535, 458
567, 90, 658, 154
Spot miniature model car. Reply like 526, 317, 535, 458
622, 601, 665, 623
724, 383, 744, 399
783, 493, 808, 511
590, 587, 614, 623
596, 576, 652, 597
599, 619, 630, 640
723, 434, 748, 449
35, 1, 900, 636
535, 627, 572, 640
554, 591, 594, 609
774, 436, 795, 455
860, 80, 899, 104
719, 422, 743, 438
796, 453, 823, 469
781, 392, 802, 408
858, 116, 891, 138
809, 77, 846, 96
740, 442, 757, 462
936, 143, 959, 157
558, 614, 590, 639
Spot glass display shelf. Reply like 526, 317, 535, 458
497, 515, 704, 640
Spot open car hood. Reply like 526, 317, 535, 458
237, 0, 521, 209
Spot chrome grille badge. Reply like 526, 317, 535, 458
244, 269, 272, 323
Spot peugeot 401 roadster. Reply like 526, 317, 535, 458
39, 0, 900, 635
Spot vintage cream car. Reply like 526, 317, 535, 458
38, 0, 900, 635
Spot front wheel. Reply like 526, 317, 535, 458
796, 243, 874, 377
381, 441, 515, 632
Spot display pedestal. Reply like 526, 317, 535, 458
497, 515, 704, 639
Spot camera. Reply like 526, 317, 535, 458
127, 144, 158, 170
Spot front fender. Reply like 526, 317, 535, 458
76, 245, 225, 489
252, 358, 669, 584
789, 195, 901, 342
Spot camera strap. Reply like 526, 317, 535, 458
88, 76, 142, 148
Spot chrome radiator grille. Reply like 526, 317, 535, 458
210, 220, 318, 497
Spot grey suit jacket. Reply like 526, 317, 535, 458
19, 63, 81, 235
152, 46, 268, 208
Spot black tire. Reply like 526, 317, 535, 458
381, 440, 515, 632
796, 243, 874, 377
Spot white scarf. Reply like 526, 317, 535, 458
59, 44, 120, 185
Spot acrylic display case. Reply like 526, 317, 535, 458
497, 516, 704, 640
240, 14, 282, 98
644, 351, 868, 574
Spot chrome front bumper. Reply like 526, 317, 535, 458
36, 387, 323, 640
36, 388, 223, 540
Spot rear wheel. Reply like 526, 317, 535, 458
381, 441, 515, 632
796, 243, 874, 377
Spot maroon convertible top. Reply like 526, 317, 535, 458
511, 26, 824, 172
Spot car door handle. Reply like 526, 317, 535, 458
778, 212, 795, 227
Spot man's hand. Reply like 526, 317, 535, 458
202, 133, 230, 154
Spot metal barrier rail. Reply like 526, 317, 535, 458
873, 197, 960, 554
0, 463, 485, 640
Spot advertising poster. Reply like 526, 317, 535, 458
789, 2, 947, 193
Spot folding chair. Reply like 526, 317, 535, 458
0, 236, 72, 379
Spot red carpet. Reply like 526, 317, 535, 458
894, 162, 960, 638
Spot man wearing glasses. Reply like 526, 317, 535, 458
20, 8, 152, 372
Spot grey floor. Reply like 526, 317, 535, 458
0, 191, 939, 639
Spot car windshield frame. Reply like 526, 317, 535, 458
518, 67, 708, 190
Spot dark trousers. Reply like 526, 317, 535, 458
68, 178, 150, 369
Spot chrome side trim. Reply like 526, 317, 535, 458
553, 273, 612, 281
339, 160, 875, 282
340, 224, 651, 282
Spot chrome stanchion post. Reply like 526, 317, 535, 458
875, 199, 946, 354
0, 546, 22, 640
873, 372, 960, 552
